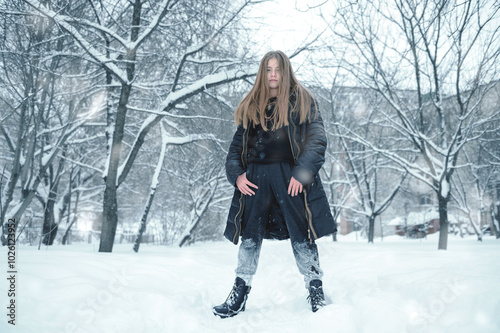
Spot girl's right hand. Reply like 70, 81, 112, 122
236, 172, 258, 196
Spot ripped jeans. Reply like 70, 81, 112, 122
235, 163, 323, 288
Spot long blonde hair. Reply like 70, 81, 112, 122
234, 50, 317, 130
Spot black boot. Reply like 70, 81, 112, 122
213, 277, 251, 318
307, 279, 326, 312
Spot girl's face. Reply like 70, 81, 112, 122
267, 58, 280, 96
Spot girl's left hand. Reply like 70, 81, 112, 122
288, 176, 303, 197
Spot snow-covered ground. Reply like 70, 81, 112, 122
2, 234, 499, 333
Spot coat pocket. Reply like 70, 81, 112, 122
305, 175, 326, 201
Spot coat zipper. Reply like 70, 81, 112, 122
233, 126, 249, 244
303, 189, 318, 243
232, 192, 245, 244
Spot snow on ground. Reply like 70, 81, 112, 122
1, 234, 500, 333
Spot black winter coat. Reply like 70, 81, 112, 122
224, 96, 337, 245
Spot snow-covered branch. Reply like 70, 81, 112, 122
116, 66, 257, 186
170, 0, 252, 92
22, 0, 128, 83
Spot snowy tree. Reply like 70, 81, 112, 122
469, 89, 500, 238
177, 157, 226, 247
450, 93, 500, 241
0, 0, 99, 245
324, 0, 500, 249
19, 0, 263, 251
319, 85, 407, 242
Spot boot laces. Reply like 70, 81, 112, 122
307, 285, 325, 307
226, 284, 239, 306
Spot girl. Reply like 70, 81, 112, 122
213, 51, 336, 318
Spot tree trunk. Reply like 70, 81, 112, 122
40, 170, 59, 246
133, 123, 167, 253
99, 0, 141, 252
62, 188, 80, 245
100, 178, 119, 252
437, 191, 449, 250
0, 101, 27, 245
469, 215, 482, 242
368, 215, 375, 243
133, 188, 157, 253
42, 196, 58, 245
99, 82, 133, 252
61, 223, 73, 245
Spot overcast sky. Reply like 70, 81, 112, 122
245, 0, 327, 52
240, 0, 333, 84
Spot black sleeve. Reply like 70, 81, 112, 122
225, 125, 246, 187
292, 99, 327, 185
